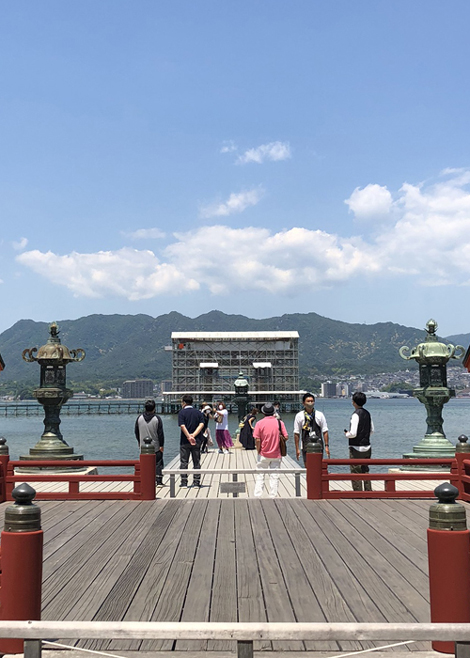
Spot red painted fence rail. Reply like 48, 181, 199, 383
1, 450, 470, 501
0, 451, 156, 501
305, 451, 470, 500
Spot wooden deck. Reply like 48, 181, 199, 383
22, 448, 447, 499
0, 494, 455, 654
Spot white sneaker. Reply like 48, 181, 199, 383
224, 449, 229, 454
254, 489, 263, 497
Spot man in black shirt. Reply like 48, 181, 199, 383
344, 392, 374, 492
178, 395, 205, 487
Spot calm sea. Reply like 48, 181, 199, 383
2, 398, 470, 468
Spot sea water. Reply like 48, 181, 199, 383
1, 397, 469, 470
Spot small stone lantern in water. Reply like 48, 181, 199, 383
20, 322, 86, 469
399, 319, 465, 465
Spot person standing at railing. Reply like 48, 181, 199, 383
253, 402, 288, 498
293, 393, 330, 464
344, 392, 374, 492
135, 399, 165, 486
178, 395, 205, 488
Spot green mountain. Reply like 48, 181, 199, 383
0, 310, 468, 386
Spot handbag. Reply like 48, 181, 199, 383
278, 420, 287, 457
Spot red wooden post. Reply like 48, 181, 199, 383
140, 437, 156, 500
428, 483, 470, 653
0, 437, 10, 503
455, 435, 470, 499
0, 483, 43, 654
306, 442, 323, 500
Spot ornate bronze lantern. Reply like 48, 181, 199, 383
399, 319, 465, 464
20, 322, 86, 467
233, 372, 250, 423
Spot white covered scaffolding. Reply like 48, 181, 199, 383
170, 331, 300, 400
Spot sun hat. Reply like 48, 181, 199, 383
261, 402, 275, 415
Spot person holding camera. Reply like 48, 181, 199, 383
293, 393, 329, 465
344, 391, 374, 492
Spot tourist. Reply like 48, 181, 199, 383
214, 401, 234, 454
178, 395, 205, 487
239, 407, 258, 450
134, 399, 165, 486
293, 393, 330, 464
273, 401, 281, 419
200, 402, 214, 453
253, 402, 288, 498
344, 392, 374, 492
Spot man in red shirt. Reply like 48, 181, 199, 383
253, 402, 288, 498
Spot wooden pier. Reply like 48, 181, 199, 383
0, 492, 452, 655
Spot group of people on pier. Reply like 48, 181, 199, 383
134, 391, 374, 496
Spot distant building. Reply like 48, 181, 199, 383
122, 379, 154, 399
168, 331, 300, 403
321, 381, 337, 398
160, 379, 173, 393
336, 383, 350, 397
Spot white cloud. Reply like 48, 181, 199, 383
12, 237, 28, 251
15, 169, 470, 300
122, 228, 166, 240
16, 248, 199, 299
220, 140, 237, 154
345, 184, 393, 220
236, 141, 291, 165
199, 187, 264, 218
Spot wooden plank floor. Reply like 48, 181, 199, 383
20, 448, 449, 499
0, 496, 454, 653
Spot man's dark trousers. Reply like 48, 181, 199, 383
349, 447, 372, 491
155, 450, 164, 485
180, 443, 201, 485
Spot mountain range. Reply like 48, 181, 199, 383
0, 311, 468, 386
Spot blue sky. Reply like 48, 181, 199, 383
1, 1, 470, 336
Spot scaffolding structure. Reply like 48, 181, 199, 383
169, 331, 300, 402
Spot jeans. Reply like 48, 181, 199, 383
254, 456, 281, 497
349, 447, 372, 491
180, 443, 202, 484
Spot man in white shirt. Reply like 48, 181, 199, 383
293, 393, 330, 465
344, 391, 374, 491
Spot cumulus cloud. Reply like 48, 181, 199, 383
12, 237, 28, 251
236, 141, 291, 165
123, 228, 166, 240
15, 169, 470, 299
199, 187, 264, 218
17, 248, 199, 299
345, 184, 393, 220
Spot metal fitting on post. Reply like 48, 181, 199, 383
456, 434, 470, 453
140, 437, 156, 455
4, 482, 41, 532
305, 440, 323, 454
0, 436, 9, 455
429, 483, 467, 531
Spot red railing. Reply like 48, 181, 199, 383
0, 452, 156, 501
306, 452, 466, 499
